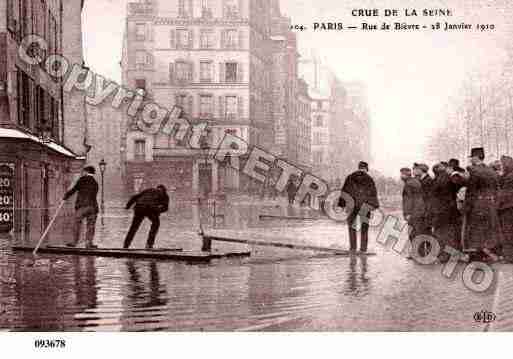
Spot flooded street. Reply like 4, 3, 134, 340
0, 200, 497, 331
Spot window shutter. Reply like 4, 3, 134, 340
170, 30, 176, 49
188, 29, 194, 49
174, 94, 180, 108
188, 62, 194, 82
238, 29, 244, 49
188, 0, 193, 17
237, 63, 243, 83
169, 63, 174, 84
238, 96, 244, 119
219, 62, 225, 83
221, 30, 226, 49
219, 96, 225, 119
187, 95, 193, 117
238, 0, 244, 18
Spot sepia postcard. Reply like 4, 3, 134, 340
1, 0, 513, 355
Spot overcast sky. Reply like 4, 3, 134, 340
83, 0, 512, 176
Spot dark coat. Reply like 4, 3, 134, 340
64, 174, 99, 213
464, 164, 502, 250
402, 177, 426, 219
499, 156, 513, 242
340, 170, 379, 210
431, 172, 459, 226
419, 174, 434, 221
126, 188, 169, 214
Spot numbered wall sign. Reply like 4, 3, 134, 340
0, 163, 15, 233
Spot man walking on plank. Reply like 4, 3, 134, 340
123, 185, 170, 249
64, 166, 100, 248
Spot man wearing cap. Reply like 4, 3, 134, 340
413, 162, 433, 235
464, 147, 501, 261
123, 185, 170, 249
339, 161, 379, 253
400, 168, 426, 248
64, 166, 100, 248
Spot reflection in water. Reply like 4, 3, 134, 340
126, 261, 168, 309
344, 256, 371, 297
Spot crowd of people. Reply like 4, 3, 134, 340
400, 147, 513, 263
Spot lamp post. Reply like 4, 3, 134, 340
99, 159, 107, 225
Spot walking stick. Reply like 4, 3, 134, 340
32, 200, 65, 256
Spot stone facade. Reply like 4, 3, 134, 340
0, 0, 87, 242
121, 0, 285, 197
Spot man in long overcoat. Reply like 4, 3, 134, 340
401, 168, 426, 244
499, 155, 513, 262
431, 163, 459, 252
413, 163, 433, 235
464, 148, 501, 261
340, 161, 380, 253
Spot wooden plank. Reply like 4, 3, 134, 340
202, 232, 376, 256
259, 214, 321, 221
12, 246, 250, 262
47, 246, 183, 252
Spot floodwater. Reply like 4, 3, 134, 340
0, 199, 497, 331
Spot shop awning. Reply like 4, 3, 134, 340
0, 128, 78, 158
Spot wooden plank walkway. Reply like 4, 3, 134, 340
12, 246, 251, 263
202, 230, 376, 256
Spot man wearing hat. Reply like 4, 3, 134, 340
64, 166, 100, 248
400, 168, 426, 250
463, 147, 501, 261
339, 161, 379, 253
413, 162, 433, 235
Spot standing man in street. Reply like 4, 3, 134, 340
123, 185, 170, 249
64, 166, 99, 248
340, 161, 380, 253
464, 148, 501, 262
413, 163, 433, 235
400, 168, 426, 255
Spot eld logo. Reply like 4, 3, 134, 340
474, 310, 496, 324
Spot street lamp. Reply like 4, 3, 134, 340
99, 159, 107, 225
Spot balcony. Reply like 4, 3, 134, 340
128, 2, 154, 16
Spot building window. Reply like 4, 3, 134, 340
136, 23, 146, 41
17, 69, 30, 128
200, 61, 212, 82
201, 0, 213, 17
135, 51, 150, 68
177, 29, 189, 49
225, 62, 238, 82
178, 0, 190, 17
225, 96, 237, 118
314, 132, 322, 145
176, 61, 191, 82
199, 95, 213, 118
200, 30, 215, 49
314, 151, 323, 163
224, 0, 239, 18
315, 115, 323, 127
224, 30, 238, 48
134, 140, 146, 161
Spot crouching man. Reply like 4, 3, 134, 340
123, 185, 169, 249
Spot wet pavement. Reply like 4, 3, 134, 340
0, 199, 498, 331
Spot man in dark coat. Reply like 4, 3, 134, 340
464, 148, 501, 261
413, 162, 433, 235
64, 166, 99, 248
446, 158, 466, 250
123, 185, 170, 249
499, 155, 513, 262
340, 161, 379, 253
401, 168, 426, 244
431, 163, 459, 252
